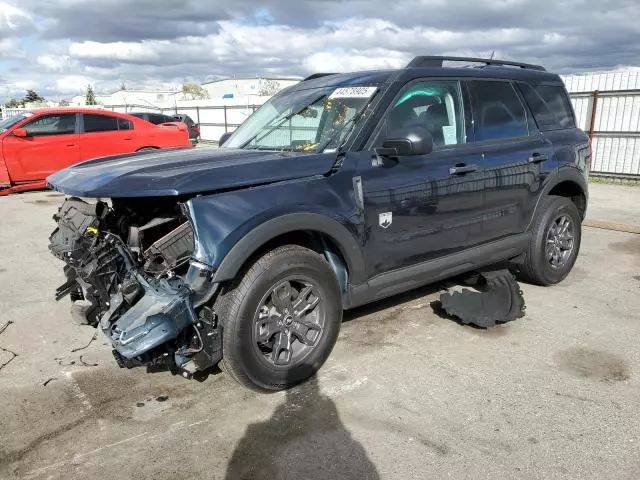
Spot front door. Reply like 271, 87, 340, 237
1, 113, 79, 182
358, 79, 485, 278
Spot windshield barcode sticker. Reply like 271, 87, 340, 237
329, 86, 377, 99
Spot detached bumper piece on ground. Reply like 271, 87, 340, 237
439, 270, 526, 328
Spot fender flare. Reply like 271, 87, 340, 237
527, 167, 588, 230
211, 213, 366, 284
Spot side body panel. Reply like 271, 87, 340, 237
357, 147, 485, 278
78, 113, 138, 159
186, 156, 367, 284
1, 113, 80, 182
479, 134, 555, 241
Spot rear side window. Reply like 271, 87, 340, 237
118, 118, 133, 130
469, 80, 528, 141
176, 115, 194, 126
147, 114, 172, 124
519, 83, 575, 130
84, 114, 119, 133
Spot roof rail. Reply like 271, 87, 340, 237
303, 73, 338, 81
406, 56, 546, 71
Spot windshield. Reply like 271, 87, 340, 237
0, 113, 31, 133
223, 85, 378, 153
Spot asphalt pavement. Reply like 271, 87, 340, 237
0, 183, 639, 479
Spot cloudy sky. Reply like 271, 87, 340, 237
1, 0, 638, 101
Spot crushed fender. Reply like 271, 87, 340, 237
439, 269, 525, 328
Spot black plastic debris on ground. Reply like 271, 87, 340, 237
439, 269, 525, 328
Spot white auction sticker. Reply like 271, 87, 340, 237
329, 86, 377, 99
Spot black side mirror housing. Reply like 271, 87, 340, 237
219, 131, 233, 146
375, 125, 433, 157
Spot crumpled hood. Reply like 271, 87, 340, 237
47, 147, 338, 198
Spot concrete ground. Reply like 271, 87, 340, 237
0, 183, 639, 480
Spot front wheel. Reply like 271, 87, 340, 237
216, 245, 343, 391
519, 195, 582, 286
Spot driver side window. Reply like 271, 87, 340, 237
375, 80, 466, 150
25, 113, 77, 137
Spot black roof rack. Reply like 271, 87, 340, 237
303, 73, 338, 81
406, 56, 546, 71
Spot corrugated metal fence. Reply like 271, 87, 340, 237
563, 71, 640, 177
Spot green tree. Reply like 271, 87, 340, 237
59, 99, 70, 107
120, 82, 127, 91
258, 79, 281, 96
5, 98, 22, 108
85, 85, 97, 105
181, 83, 208, 100
23, 89, 45, 104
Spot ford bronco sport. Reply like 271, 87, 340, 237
48, 56, 589, 391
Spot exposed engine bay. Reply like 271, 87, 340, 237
49, 197, 221, 377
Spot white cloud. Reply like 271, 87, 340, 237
1, 0, 640, 102
36, 54, 74, 71
0, 2, 33, 33
0, 38, 20, 55
303, 50, 408, 72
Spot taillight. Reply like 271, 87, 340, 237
577, 145, 591, 173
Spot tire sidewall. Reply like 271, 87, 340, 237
224, 250, 342, 389
532, 198, 582, 284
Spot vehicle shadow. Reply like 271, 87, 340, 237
224, 375, 380, 480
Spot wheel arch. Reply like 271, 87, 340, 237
528, 169, 588, 230
548, 180, 587, 219
211, 213, 366, 286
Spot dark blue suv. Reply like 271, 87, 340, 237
48, 56, 589, 390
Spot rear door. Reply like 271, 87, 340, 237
1, 112, 79, 182
79, 113, 136, 159
360, 78, 485, 277
467, 79, 554, 242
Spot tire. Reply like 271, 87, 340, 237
137, 147, 157, 152
519, 195, 582, 286
216, 245, 343, 391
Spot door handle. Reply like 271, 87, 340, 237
449, 164, 477, 175
123, 137, 133, 141
528, 153, 548, 164
66, 144, 76, 147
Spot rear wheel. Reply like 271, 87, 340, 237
217, 245, 343, 391
519, 195, 582, 285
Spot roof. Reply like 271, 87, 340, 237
294, 59, 562, 91
28, 108, 139, 116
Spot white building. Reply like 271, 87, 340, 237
70, 89, 180, 109
201, 77, 300, 102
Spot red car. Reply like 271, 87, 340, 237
0, 108, 192, 195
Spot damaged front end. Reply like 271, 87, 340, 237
49, 197, 221, 377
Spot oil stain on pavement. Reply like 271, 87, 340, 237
555, 347, 630, 382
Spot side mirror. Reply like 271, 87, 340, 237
12, 128, 29, 138
219, 131, 233, 146
375, 125, 433, 157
